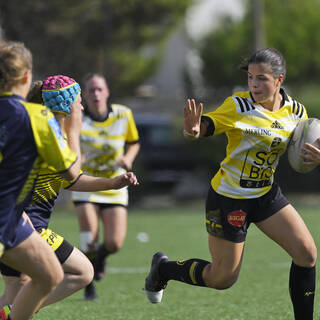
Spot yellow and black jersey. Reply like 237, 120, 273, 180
25, 161, 82, 230
0, 93, 77, 247
72, 103, 139, 205
202, 89, 307, 199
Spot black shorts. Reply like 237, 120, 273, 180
73, 201, 127, 209
0, 236, 74, 277
205, 183, 289, 243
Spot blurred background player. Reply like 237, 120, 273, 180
144, 48, 317, 320
0, 75, 139, 314
0, 42, 82, 320
72, 73, 140, 300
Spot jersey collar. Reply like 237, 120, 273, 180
0, 92, 27, 101
249, 88, 289, 105
85, 101, 113, 122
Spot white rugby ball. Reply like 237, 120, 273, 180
288, 118, 320, 173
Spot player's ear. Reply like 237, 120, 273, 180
277, 74, 284, 86
22, 69, 32, 84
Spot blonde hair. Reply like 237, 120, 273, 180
0, 41, 33, 91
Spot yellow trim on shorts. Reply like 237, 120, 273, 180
40, 228, 64, 252
189, 261, 198, 285
205, 219, 222, 229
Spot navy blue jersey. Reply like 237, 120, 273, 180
0, 93, 77, 248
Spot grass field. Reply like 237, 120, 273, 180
11, 197, 320, 319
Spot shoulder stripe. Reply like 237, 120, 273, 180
292, 100, 296, 114
298, 103, 304, 118
235, 97, 255, 113
235, 97, 245, 112
292, 100, 305, 118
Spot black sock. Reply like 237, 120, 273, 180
97, 244, 111, 260
85, 250, 97, 262
159, 258, 210, 287
289, 261, 315, 320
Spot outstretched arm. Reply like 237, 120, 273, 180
69, 172, 139, 192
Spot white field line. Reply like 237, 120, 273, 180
108, 267, 149, 274
107, 262, 290, 275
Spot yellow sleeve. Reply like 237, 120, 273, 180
126, 110, 139, 142
62, 170, 83, 189
24, 102, 77, 172
203, 97, 238, 135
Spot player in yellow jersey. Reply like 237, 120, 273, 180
144, 48, 316, 320
0, 75, 139, 313
0, 42, 82, 320
72, 73, 140, 300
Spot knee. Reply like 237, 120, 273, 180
204, 265, 239, 290
295, 243, 317, 267
81, 260, 94, 286
211, 273, 239, 290
104, 240, 122, 253
34, 262, 64, 294
45, 265, 64, 290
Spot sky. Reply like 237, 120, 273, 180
186, 0, 245, 39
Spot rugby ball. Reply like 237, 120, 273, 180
288, 118, 320, 173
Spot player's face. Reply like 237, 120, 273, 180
248, 63, 282, 107
84, 76, 110, 115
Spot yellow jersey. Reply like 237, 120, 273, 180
203, 89, 307, 199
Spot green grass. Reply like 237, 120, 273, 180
11, 199, 320, 319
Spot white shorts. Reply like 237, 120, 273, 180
71, 187, 128, 206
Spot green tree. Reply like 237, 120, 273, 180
0, 0, 191, 97
199, 0, 320, 92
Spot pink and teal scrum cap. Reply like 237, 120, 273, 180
42, 75, 81, 115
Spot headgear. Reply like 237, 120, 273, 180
42, 75, 81, 114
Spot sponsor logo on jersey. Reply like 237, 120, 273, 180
227, 210, 246, 227
271, 120, 284, 129
244, 128, 271, 136
271, 137, 282, 148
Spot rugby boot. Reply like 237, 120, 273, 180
84, 281, 98, 301
144, 252, 168, 303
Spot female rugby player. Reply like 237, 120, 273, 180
72, 73, 140, 300
144, 48, 316, 320
0, 75, 139, 313
0, 42, 81, 320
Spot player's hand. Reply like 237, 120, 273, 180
301, 142, 320, 165
183, 99, 203, 139
112, 172, 139, 189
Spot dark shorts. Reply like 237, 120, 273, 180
73, 201, 127, 209
2, 215, 34, 250
0, 228, 74, 277
205, 183, 289, 243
